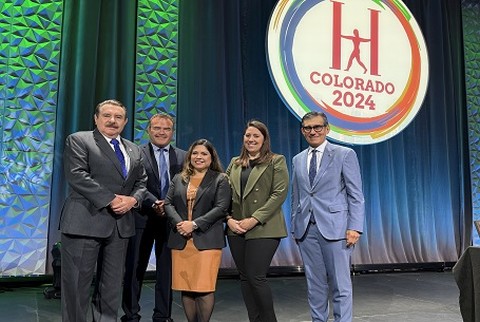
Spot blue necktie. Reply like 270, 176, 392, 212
158, 148, 169, 199
309, 150, 317, 187
110, 138, 127, 178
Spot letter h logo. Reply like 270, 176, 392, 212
330, 0, 380, 76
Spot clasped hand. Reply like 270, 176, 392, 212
176, 221, 194, 238
153, 200, 165, 216
228, 217, 258, 235
110, 195, 137, 215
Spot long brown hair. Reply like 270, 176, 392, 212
235, 120, 274, 167
181, 139, 224, 182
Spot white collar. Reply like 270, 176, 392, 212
102, 134, 122, 144
309, 140, 327, 154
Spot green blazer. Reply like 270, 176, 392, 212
226, 154, 289, 239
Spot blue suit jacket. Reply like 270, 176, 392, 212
291, 141, 365, 240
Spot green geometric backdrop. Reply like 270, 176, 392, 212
0, 0, 178, 276
134, 0, 178, 144
0, 0, 62, 276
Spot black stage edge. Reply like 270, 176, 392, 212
144, 262, 456, 280
0, 262, 457, 288
0, 275, 52, 293
351, 261, 456, 274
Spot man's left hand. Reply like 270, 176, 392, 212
346, 230, 360, 247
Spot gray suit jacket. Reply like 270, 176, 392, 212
164, 169, 231, 250
291, 141, 365, 240
60, 129, 148, 238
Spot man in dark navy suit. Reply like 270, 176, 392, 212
122, 113, 186, 322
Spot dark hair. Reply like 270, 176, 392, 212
95, 99, 127, 116
235, 120, 274, 167
148, 113, 175, 130
181, 139, 224, 181
301, 111, 329, 126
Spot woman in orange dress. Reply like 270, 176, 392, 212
164, 139, 231, 322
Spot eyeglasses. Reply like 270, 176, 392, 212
302, 124, 327, 133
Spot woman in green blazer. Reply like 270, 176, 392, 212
226, 120, 289, 322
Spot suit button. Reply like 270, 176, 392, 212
253, 200, 258, 203
310, 193, 314, 197
255, 188, 259, 191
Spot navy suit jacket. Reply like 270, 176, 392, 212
135, 143, 186, 228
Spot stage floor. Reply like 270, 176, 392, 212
0, 271, 462, 321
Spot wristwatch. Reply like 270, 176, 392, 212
192, 221, 198, 230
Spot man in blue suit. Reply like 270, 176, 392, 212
291, 111, 365, 322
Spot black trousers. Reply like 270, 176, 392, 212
227, 236, 280, 322
122, 219, 172, 322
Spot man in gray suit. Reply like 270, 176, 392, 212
291, 111, 365, 322
122, 113, 186, 322
60, 99, 148, 322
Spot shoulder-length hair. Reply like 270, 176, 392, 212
235, 120, 274, 167
181, 139, 224, 182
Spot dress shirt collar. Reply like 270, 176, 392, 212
151, 143, 170, 152
309, 140, 327, 155
102, 134, 122, 146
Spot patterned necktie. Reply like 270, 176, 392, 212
110, 138, 127, 178
158, 148, 169, 199
309, 150, 317, 187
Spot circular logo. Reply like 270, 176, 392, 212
267, 0, 429, 145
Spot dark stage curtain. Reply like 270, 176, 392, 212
176, 0, 470, 266
49, 0, 138, 261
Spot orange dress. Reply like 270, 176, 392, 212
171, 176, 222, 292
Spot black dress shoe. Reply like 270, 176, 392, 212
153, 318, 173, 322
